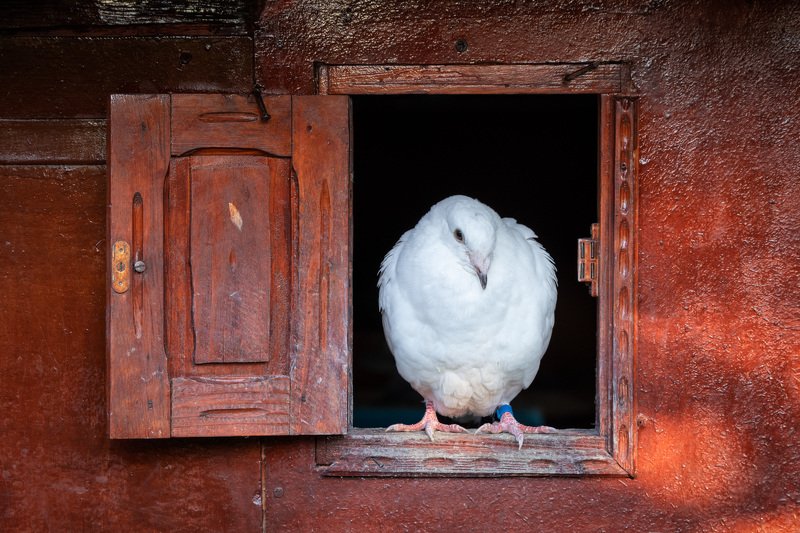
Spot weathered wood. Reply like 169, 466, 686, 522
611, 97, 638, 474
597, 95, 616, 443
188, 155, 273, 364
171, 376, 291, 437
171, 94, 292, 157
0, 119, 106, 164
110, 93, 348, 437
317, 429, 627, 477
163, 111, 292, 379
319, 64, 626, 95
0, 37, 252, 118
314, 68, 636, 475
107, 94, 170, 438
289, 95, 351, 435
2, 2, 799, 531
0, 163, 263, 530
2, 0, 258, 30
164, 157, 195, 373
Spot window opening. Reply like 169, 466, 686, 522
352, 94, 599, 431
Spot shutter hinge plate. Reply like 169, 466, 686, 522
578, 223, 599, 297
111, 240, 131, 293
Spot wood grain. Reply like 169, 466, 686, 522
289, 95, 351, 435
0, 37, 252, 118
171, 376, 291, 436
107, 94, 170, 438
188, 155, 272, 364
2, 0, 256, 30
111, 93, 349, 437
164, 102, 293, 380
171, 94, 292, 157
597, 95, 616, 444
611, 97, 638, 474
319, 64, 625, 95
0, 119, 106, 164
165, 156, 280, 376
0, 163, 264, 530
317, 429, 628, 477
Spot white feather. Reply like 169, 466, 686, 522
378, 195, 557, 419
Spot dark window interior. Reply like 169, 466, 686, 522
352, 95, 598, 430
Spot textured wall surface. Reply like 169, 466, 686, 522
256, 1, 800, 531
0, 1, 798, 531
0, 15, 264, 532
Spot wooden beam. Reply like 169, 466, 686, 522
318, 64, 626, 95
1, 0, 258, 32
0, 36, 253, 119
317, 429, 628, 477
0, 119, 105, 164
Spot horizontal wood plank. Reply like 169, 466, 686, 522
317, 428, 627, 477
0, 37, 252, 119
319, 64, 625, 95
171, 94, 291, 157
171, 376, 291, 437
2, 0, 256, 30
0, 119, 105, 164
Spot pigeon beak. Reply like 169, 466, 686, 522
469, 252, 490, 290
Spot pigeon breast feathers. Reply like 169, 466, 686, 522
378, 195, 557, 422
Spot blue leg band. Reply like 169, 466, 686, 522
496, 404, 513, 420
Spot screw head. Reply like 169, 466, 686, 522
133, 260, 146, 273
455, 39, 468, 53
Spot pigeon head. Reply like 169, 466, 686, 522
441, 196, 499, 290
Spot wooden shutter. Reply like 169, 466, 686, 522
107, 94, 350, 438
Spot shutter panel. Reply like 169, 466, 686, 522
108, 94, 350, 438
186, 155, 277, 365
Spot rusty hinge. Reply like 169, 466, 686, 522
578, 223, 599, 297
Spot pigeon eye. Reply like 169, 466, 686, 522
453, 228, 464, 243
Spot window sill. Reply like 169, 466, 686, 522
315, 427, 630, 477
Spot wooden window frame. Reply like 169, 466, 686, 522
315, 63, 638, 477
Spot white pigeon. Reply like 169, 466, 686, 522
378, 195, 558, 448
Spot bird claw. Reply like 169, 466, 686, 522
386, 402, 468, 441
386, 419, 469, 442
475, 412, 556, 449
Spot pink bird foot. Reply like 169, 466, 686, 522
386, 400, 469, 442
475, 405, 556, 449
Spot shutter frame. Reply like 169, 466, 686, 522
107, 94, 171, 439
107, 94, 351, 438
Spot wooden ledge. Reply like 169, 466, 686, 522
316, 428, 630, 477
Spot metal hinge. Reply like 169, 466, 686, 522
111, 240, 131, 293
578, 223, 599, 297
